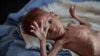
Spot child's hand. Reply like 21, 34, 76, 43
70, 4, 77, 18
30, 18, 49, 41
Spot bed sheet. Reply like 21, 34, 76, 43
0, 0, 72, 56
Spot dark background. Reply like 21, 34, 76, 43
0, 0, 29, 24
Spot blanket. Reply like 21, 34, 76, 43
0, 0, 72, 56
0, 0, 100, 56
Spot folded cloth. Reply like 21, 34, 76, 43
0, 0, 72, 56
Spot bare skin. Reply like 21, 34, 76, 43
31, 5, 100, 56
21, 8, 65, 49
30, 18, 49, 56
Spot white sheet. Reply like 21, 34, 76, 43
41, 0, 100, 56
41, 0, 100, 31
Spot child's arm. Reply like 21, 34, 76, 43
70, 4, 91, 27
30, 19, 49, 56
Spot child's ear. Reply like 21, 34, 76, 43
49, 12, 59, 18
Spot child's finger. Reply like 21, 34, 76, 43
30, 29, 35, 33
31, 25, 37, 30
34, 21, 39, 29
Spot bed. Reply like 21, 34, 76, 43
0, 0, 100, 56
